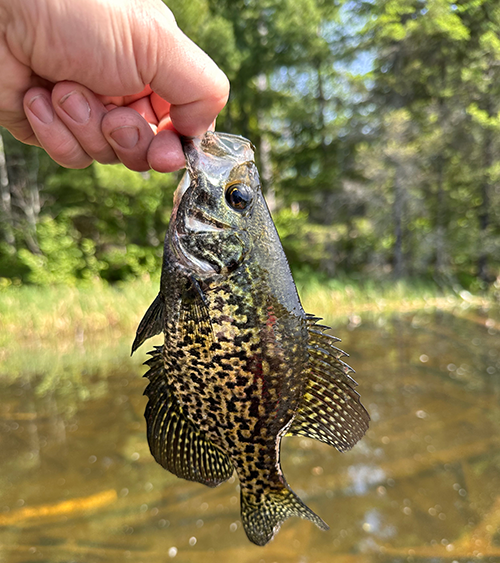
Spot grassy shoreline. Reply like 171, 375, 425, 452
1, 275, 494, 346
0, 275, 497, 380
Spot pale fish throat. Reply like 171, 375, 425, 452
184, 214, 224, 233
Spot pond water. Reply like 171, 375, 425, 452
1, 308, 500, 563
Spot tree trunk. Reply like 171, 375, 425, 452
477, 52, 497, 284
393, 168, 405, 278
256, 73, 275, 213
0, 131, 15, 249
478, 119, 493, 283
434, 90, 447, 278
435, 153, 446, 277
316, 61, 327, 158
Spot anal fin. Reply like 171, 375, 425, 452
288, 315, 370, 452
143, 347, 234, 487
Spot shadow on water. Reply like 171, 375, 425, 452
0, 308, 500, 563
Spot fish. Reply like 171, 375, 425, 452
132, 131, 369, 546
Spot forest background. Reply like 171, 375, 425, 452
1, 0, 500, 294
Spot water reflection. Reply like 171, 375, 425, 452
1, 309, 499, 562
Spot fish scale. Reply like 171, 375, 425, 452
132, 132, 370, 546
168, 271, 301, 449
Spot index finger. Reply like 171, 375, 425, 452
97, 86, 154, 107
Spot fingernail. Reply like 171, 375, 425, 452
59, 90, 91, 124
28, 95, 53, 124
109, 126, 139, 149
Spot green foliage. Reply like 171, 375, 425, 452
274, 208, 336, 271
0, 137, 177, 284
17, 216, 95, 285
0, 0, 499, 287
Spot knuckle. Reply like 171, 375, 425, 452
49, 138, 92, 169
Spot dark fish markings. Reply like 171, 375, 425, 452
133, 132, 370, 546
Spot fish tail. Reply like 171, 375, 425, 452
240, 485, 329, 546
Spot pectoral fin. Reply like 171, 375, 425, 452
143, 347, 234, 487
132, 294, 164, 354
288, 315, 370, 452
177, 277, 214, 350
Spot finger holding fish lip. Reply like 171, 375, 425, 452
25, 80, 217, 172
148, 130, 185, 173
147, 117, 217, 173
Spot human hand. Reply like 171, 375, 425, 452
0, 0, 229, 172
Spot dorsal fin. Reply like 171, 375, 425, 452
143, 347, 234, 487
132, 294, 164, 354
287, 315, 370, 452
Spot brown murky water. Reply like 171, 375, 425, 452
1, 309, 500, 563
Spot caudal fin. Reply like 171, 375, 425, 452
240, 485, 329, 546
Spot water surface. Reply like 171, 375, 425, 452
1, 309, 499, 563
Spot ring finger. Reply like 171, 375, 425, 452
52, 82, 119, 164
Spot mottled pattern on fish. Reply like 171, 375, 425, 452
133, 132, 369, 546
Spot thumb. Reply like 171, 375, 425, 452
23, 0, 229, 137
129, 2, 230, 137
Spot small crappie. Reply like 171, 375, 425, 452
132, 132, 369, 546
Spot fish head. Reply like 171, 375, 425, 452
170, 132, 262, 279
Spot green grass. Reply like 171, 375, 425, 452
0, 276, 159, 345
0, 274, 491, 347
296, 274, 491, 320
1, 273, 497, 385
0, 275, 161, 383
1, 274, 497, 401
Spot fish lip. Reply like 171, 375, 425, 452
181, 132, 256, 171
181, 136, 198, 173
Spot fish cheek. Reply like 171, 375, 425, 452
219, 232, 250, 273
182, 232, 249, 274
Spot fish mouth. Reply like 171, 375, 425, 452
181, 133, 255, 184
184, 214, 223, 233
182, 133, 255, 162
171, 132, 254, 277
181, 209, 232, 234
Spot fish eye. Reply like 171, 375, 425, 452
225, 183, 252, 211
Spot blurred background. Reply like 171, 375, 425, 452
1, 1, 500, 562
2, 0, 500, 290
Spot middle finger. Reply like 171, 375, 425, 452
52, 82, 119, 165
